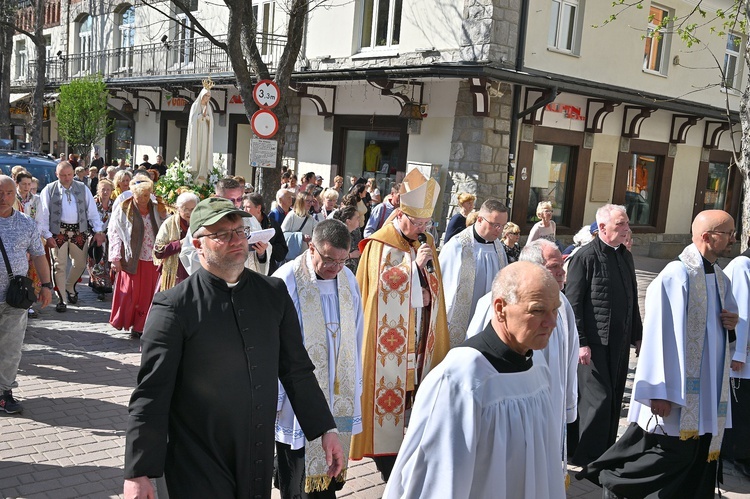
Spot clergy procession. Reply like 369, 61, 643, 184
3, 156, 750, 499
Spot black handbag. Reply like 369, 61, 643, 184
0, 236, 37, 309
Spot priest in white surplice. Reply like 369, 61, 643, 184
273, 220, 364, 498
439, 199, 508, 348
384, 262, 566, 499
721, 243, 750, 475
466, 239, 578, 486
579, 210, 739, 499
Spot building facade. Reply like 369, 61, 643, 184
8, 0, 744, 244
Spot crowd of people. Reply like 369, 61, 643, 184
1, 159, 748, 499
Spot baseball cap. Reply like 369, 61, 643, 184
315, 175, 323, 181
590, 222, 599, 235
190, 197, 251, 234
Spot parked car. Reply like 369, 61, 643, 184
0, 151, 58, 190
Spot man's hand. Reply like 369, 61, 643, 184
414, 243, 433, 271
94, 232, 106, 246
38, 287, 52, 308
321, 432, 344, 478
123, 477, 154, 499
721, 309, 739, 331
650, 399, 672, 418
578, 346, 591, 365
45, 237, 57, 249
731, 360, 745, 372
252, 241, 268, 256
302, 234, 312, 243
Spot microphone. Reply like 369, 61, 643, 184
417, 233, 435, 273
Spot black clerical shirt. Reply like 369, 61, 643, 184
462, 322, 533, 373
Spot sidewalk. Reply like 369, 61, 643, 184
0, 256, 747, 498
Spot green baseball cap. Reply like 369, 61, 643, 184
189, 197, 251, 234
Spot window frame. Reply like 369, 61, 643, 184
548, 0, 582, 55
78, 15, 92, 73
118, 6, 135, 71
643, 4, 671, 76
15, 39, 27, 80
722, 32, 742, 92
359, 0, 403, 51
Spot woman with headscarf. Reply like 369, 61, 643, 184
153, 191, 199, 291
87, 179, 115, 301
109, 177, 167, 338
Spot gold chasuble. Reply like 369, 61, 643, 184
351, 168, 450, 460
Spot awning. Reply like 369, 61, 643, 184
9, 93, 30, 104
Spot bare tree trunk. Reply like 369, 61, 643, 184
0, 0, 13, 141
740, 12, 750, 252
29, 0, 45, 151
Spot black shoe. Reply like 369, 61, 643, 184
27, 308, 38, 319
734, 459, 750, 479
0, 390, 23, 414
66, 291, 78, 304
55, 301, 67, 313
97, 293, 105, 301
129, 331, 142, 339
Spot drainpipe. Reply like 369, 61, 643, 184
507, 0, 530, 214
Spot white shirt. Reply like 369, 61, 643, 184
37, 181, 103, 239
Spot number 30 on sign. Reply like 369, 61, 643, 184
253, 80, 280, 109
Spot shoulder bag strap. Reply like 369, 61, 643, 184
297, 215, 309, 233
0, 234, 15, 279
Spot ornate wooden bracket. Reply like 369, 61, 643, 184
469, 77, 489, 117
585, 99, 619, 133
290, 83, 336, 117
621, 106, 656, 138
702, 120, 731, 149
669, 115, 700, 144
132, 89, 160, 112
521, 87, 557, 125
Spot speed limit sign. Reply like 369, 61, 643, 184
253, 80, 281, 109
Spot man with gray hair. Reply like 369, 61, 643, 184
565, 204, 642, 467
439, 199, 509, 348
270, 188, 295, 227
38, 161, 106, 312
384, 262, 565, 498
272, 219, 364, 498
467, 239, 579, 484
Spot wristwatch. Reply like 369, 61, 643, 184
41, 282, 53, 290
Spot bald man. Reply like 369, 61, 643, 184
384, 262, 565, 498
579, 210, 739, 499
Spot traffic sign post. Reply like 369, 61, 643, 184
253, 80, 281, 109
250, 110, 279, 139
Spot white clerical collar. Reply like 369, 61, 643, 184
225, 280, 240, 288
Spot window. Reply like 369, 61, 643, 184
723, 33, 742, 90
703, 162, 730, 211
118, 6, 135, 70
174, 13, 194, 65
548, 0, 580, 53
643, 5, 670, 74
15, 40, 27, 80
625, 153, 660, 225
360, 0, 402, 49
79, 15, 92, 73
526, 144, 573, 224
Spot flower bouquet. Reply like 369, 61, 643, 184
155, 154, 226, 206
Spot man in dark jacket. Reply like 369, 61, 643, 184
565, 203, 642, 467
123, 198, 343, 498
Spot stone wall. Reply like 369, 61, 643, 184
283, 93, 301, 171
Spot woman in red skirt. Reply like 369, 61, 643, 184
108, 177, 166, 338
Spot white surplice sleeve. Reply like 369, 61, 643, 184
466, 292, 492, 339
438, 232, 464, 322
560, 293, 579, 423
725, 257, 750, 375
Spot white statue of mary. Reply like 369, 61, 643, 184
185, 80, 214, 182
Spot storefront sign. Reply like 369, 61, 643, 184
545, 103, 585, 121
250, 138, 277, 168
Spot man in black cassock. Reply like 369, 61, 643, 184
123, 198, 344, 499
565, 204, 642, 466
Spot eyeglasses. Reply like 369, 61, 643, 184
707, 230, 736, 238
403, 214, 433, 229
506, 232, 520, 236
314, 248, 347, 268
198, 226, 250, 243
480, 217, 505, 230
226, 196, 243, 205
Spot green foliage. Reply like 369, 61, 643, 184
55, 74, 113, 156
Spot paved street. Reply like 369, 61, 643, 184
0, 256, 749, 498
